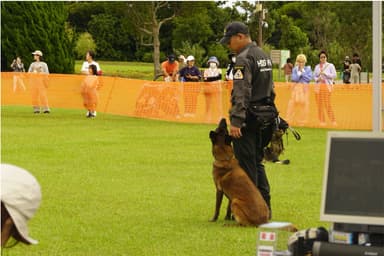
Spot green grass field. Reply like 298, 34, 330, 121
1, 106, 331, 255
74, 60, 287, 82
74, 61, 156, 80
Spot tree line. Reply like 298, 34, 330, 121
1, 1, 375, 75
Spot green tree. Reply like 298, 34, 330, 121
331, 2, 371, 70
68, 2, 136, 61
75, 32, 96, 60
125, 1, 176, 75
172, 6, 213, 49
279, 15, 310, 61
1, 2, 75, 73
174, 41, 206, 67
88, 14, 122, 60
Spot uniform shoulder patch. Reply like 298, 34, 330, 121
233, 66, 244, 80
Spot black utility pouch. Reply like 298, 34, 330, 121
247, 105, 278, 126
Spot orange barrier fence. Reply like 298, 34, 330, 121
1, 72, 383, 130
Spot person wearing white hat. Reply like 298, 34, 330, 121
1, 163, 42, 247
178, 55, 202, 117
28, 50, 50, 114
203, 56, 223, 122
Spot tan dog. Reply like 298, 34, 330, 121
209, 118, 269, 226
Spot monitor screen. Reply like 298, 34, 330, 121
320, 132, 384, 226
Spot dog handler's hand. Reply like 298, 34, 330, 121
230, 125, 242, 138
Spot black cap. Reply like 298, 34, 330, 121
220, 21, 249, 45
168, 54, 175, 63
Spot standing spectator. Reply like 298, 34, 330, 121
352, 53, 362, 82
1, 163, 42, 248
349, 59, 361, 84
203, 56, 223, 122
352, 53, 362, 69
161, 54, 179, 82
342, 55, 351, 84
179, 55, 202, 117
10, 56, 26, 92
313, 50, 337, 126
282, 58, 294, 83
220, 21, 277, 218
80, 64, 100, 118
28, 50, 50, 114
81, 50, 102, 75
285, 54, 312, 125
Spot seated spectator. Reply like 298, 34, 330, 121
203, 56, 222, 82
179, 55, 202, 117
203, 56, 223, 122
178, 55, 187, 69
179, 55, 201, 82
1, 164, 42, 248
161, 54, 179, 82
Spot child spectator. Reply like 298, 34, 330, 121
80, 64, 100, 118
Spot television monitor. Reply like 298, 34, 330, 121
320, 132, 384, 227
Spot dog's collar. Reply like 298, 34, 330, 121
213, 156, 235, 169
214, 154, 234, 162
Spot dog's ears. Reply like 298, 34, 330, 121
218, 118, 227, 129
225, 134, 232, 145
209, 131, 216, 143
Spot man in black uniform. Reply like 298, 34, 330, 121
220, 21, 276, 218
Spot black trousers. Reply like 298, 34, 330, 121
232, 119, 273, 209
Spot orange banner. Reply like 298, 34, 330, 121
1, 72, 383, 130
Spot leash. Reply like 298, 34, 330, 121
288, 127, 301, 141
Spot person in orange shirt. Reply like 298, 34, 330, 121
80, 64, 100, 118
161, 54, 179, 82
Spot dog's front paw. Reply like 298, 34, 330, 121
224, 214, 235, 221
209, 217, 218, 222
